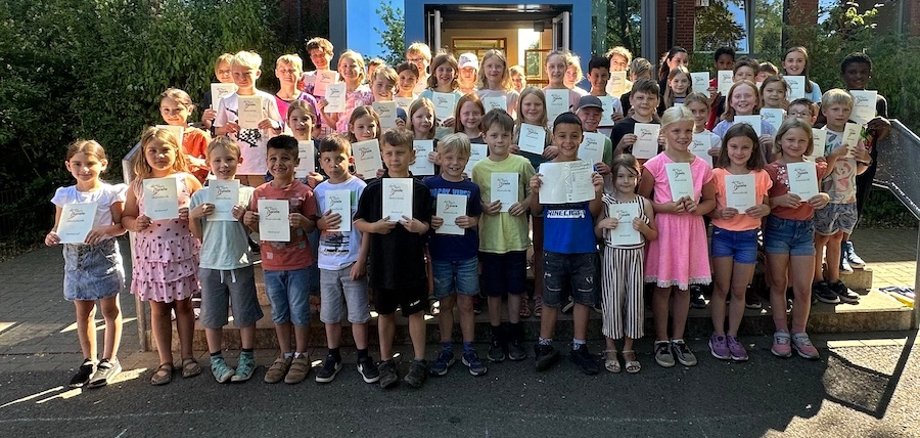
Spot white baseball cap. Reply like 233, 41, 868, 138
458, 52, 479, 70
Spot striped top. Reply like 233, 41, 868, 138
600, 194, 650, 250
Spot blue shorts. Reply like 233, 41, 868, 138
432, 258, 479, 299
543, 251, 597, 308
813, 203, 857, 236
763, 217, 815, 257
479, 251, 527, 297
710, 226, 759, 264
263, 268, 311, 325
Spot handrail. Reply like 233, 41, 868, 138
122, 142, 148, 351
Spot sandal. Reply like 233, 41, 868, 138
181, 358, 202, 378
519, 296, 532, 318
623, 350, 641, 374
150, 363, 173, 386
533, 296, 543, 318
604, 350, 621, 373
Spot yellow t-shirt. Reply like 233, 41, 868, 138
472, 154, 536, 253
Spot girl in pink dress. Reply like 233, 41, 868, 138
638, 106, 715, 369
122, 127, 202, 385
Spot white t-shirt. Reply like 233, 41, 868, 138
214, 90, 283, 175
51, 183, 127, 228
190, 185, 255, 270
313, 176, 366, 270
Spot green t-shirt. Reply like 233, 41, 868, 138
471, 154, 536, 253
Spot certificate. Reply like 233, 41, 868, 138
210, 83, 237, 109
842, 122, 862, 157
850, 90, 877, 125
258, 199, 290, 242
598, 96, 618, 126
518, 124, 546, 155
410, 140, 435, 176
691, 72, 710, 93
325, 83, 346, 113
208, 179, 239, 222
606, 202, 641, 247
237, 96, 263, 129
314, 70, 339, 97
295, 140, 316, 179
464, 143, 488, 175
538, 160, 594, 204
324, 189, 352, 232
394, 96, 415, 109
760, 108, 785, 132
436, 194, 467, 236
545, 89, 570, 125
491, 172, 519, 212
690, 133, 713, 167
373, 101, 398, 129
432, 92, 457, 120
142, 177, 179, 220
785, 76, 805, 100
482, 96, 507, 113
632, 123, 660, 159
155, 125, 184, 148
608, 71, 628, 96
665, 162, 693, 202
577, 132, 605, 164
734, 115, 762, 137
810, 128, 827, 161
724, 174, 756, 211
57, 202, 97, 244
351, 139, 382, 179
718, 70, 734, 95
382, 178, 413, 222
786, 162, 819, 200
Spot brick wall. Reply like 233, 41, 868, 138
654, 1, 703, 59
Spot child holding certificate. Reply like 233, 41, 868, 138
609, 79, 660, 158
472, 110, 535, 363
782, 47, 822, 103
346, 106, 383, 179
454, 93, 486, 142
637, 106, 715, 369
354, 129, 432, 389
713, 80, 776, 163
760, 75, 789, 111
424, 133, 487, 378
274, 54, 320, 135
528, 112, 604, 375
158, 88, 211, 182
286, 100, 323, 186
46, 140, 126, 389
188, 137, 261, 383
542, 51, 583, 126
370, 66, 409, 129
243, 135, 318, 384
418, 52, 463, 128
199, 53, 235, 134
684, 92, 722, 161
395, 62, 420, 106
122, 127, 203, 385
311, 134, 380, 385
764, 119, 830, 360
476, 49, 520, 119
658, 65, 692, 115
594, 154, 656, 374
707, 124, 772, 362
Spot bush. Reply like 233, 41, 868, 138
0, 0, 296, 248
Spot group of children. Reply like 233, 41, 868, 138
45, 37, 891, 390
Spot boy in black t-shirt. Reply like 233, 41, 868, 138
354, 128, 432, 389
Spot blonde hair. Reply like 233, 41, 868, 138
684, 91, 710, 109
721, 80, 761, 122
606, 46, 633, 66
477, 49, 512, 91
427, 52, 459, 90
134, 126, 189, 179
774, 118, 814, 156
232, 51, 262, 70
338, 50, 366, 83
406, 42, 432, 62
373, 66, 399, 88
660, 105, 694, 129
515, 87, 547, 128
159, 88, 195, 113
206, 136, 241, 160
214, 53, 234, 75
628, 57, 652, 81
663, 65, 691, 108
66, 140, 108, 162
821, 88, 854, 110
566, 55, 583, 82
276, 54, 304, 75
408, 97, 436, 139
438, 133, 472, 159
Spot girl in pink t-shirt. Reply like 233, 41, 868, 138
707, 124, 772, 362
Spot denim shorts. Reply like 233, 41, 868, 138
763, 216, 816, 257
320, 266, 370, 324
432, 257, 479, 299
62, 239, 125, 301
263, 268, 311, 325
199, 266, 263, 329
710, 226, 759, 264
479, 251, 527, 297
813, 203, 858, 236
543, 251, 597, 308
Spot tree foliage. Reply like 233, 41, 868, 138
604, 0, 641, 57
375, 1, 406, 66
695, 1, 747, 53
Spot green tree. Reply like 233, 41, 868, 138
604, 0, 641, 56
753, 0, 783, 61
375, 1, 405, 66
694, 1, 747, 52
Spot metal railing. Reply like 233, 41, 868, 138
122, 142, 149, 351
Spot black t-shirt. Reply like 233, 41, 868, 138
355, 174, 432, 290
610, 116, 639, 153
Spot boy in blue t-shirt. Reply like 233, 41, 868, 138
425, 133, 486, 377
528, 112, 605, 375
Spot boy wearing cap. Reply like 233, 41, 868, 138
458, 52, 479, 95
573, 95, 613, 176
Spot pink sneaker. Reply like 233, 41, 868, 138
771, 331, 792, 358
792, 333, 820, 360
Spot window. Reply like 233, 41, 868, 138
694, 0, 750, 53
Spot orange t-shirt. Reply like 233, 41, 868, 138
183, 127, 211, 183
711, 168, 772, 231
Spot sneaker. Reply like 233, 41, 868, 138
771, 331, 792, 358
690, 285, 707, 309
843, 241, 866, 268
231, 351, 255, 382
507, 339, 527, 361
829, 280, 860, 304
209, 356, 235, 383
404, 359, 428, 388
744, 285, 762, 309
534, 343, 560, 371
315, 354, 343, 383
569, 344, 600, 375
812, 281, 840, 304
727, 336, 749, 362
488, 333, 506, 363
69, 360, 96, 388
284, 355, 311, 384
356, 355, 380, 383
670, 340, 697, 367
654, 341, 675, 368
263, 356, 292, 384
708, 334, 730, 360
87, 358, 121, 388
791, 332, 820, 360
377, 359, 399, 389
429, 349, 455, 376
840, 255, 854, 273
561, 297, 575, 314
472, 295, 483, 315
461, 350, 488, 376
786, 287, 794, 311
